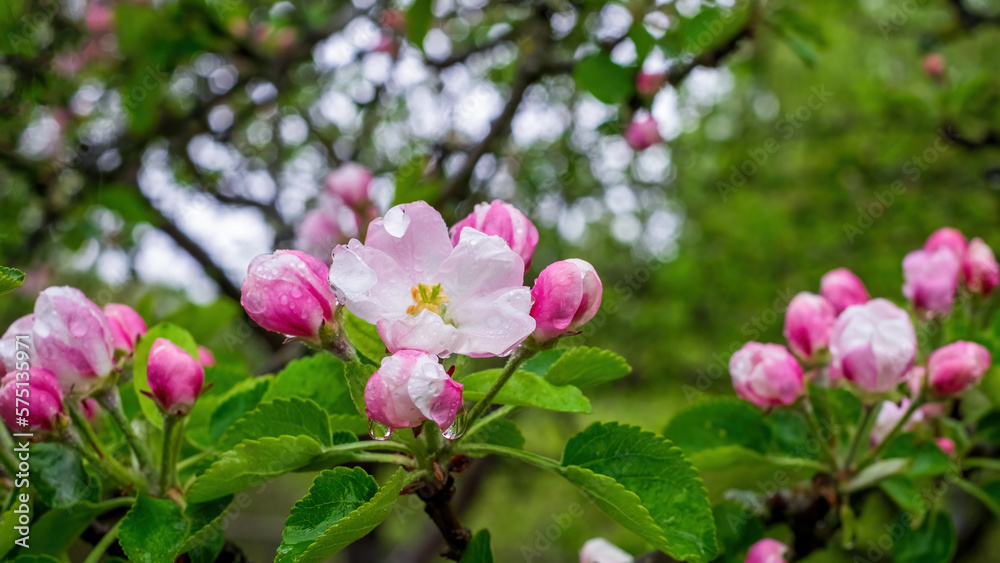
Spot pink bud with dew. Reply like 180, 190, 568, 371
745, 538, 789, 563
364, 350, 463, 431
197, 346, 216, 367
579, 538, 632, 563
325, 163, 374, 207
783, 292, 836, 363
450, 200, 540, 270
103, 303, 147, 354
33, 286, 115, 395
0, 368, 65, 433
636, 71, 667, 96
903, 248, 960, 316
530, 259, 603, 342
729, 343, 803, 407
924, 227, 966, 258
240, 250, 338, 343
829, 298, 917, 393
962, 238, 999, 296
624, 116, 662, 151
820, 268, 870, 314
145, 338, 205, 416
927, 341, 991, 396
0, 314, 35, 374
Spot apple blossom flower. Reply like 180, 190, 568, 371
325, 163, 373, 208
820, 268, 870, 314
927, 341, 991, 396
329, 201, 535, 357
745, 538, 788, 563
902, 247, 960, 315
144, 338, 205, 416
450, 200, 539, 270
103, 303, 147, 354
923, 54, 945, 77
364, 349, 463, 431
783, 292, 836, 363
0, 314, 34, 374
33, 286, 115, 395
0, 368, 65, 433
579, 538, 633, 563
729, 342, 803, 407
962, 238, 999, 295
530, 259, 603, 342
829, 299, 917, 392
624, 115, 662, 151
241, 250, 339, 344
924, 227, 966, 257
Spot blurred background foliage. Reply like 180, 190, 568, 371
2, 0, 1000, 560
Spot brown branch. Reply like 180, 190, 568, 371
417, 476, 471, 561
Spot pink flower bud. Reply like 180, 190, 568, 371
241, 250, 338, 342
636, 71, 667, 96
820, 268, 870, 314
145, 338, 205, 416
923, 53, 945, 77
579, 538, 632, 563
79, 397, 100, 422
0, 368, 65, 433
829, 299, 917, 392
103, 303, 147, 354
85, 4, 113, 35
0, 314, 34, 374
197, 345, 216, 367
903, 248, 960, 315
729, 343, 803, 407
325, 163, 373, 207
624, 116, 662, 151
295, 210, 348, 264
927, 341, 991, 396
924, 227, 966, 257
936, 437, 955, 457
450, 200, 540, 270
962, 238, 999, 295
530, 259, 603, 342
783, 292, 836, 363
745, 538, 788, 563
364, 350, 463, 430
33, 286, 115, 395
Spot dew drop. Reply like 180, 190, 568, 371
441, 409, 467, 441
368, 419, 392, 441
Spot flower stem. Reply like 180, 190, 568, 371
82, 517, 124, 563
858, 398, 921, 471
159, 414, 182, 494
97, 387, 154, 473
802, 393, 839, 470
462, 346, 533, 432
351, 452, 418, 467
844, 404, 877, 471
67, 400, 108, 459
63, 429, 142, 490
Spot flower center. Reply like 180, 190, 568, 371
407, 283, 450, 316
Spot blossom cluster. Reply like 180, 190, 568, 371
0, 288, 212, 435
242, 196, 602, 435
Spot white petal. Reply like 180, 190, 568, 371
364, 201, 453, 281
330, 239, 414, 323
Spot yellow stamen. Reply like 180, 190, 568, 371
407, 283, 450, 315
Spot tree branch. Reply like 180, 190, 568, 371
417, 476, 471, 561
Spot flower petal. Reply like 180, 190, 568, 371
330, 239, 414, 324
364, 201, 453, 281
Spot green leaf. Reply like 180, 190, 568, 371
808, 383, 862, 438
687, 446, 822, 503
463, 418, 526, 451
952, 478, 1000, 518
188, 436, 326, 502
186, 366, 251, 449
0, 266, 25, 295
210, 377, 272, 442
543, 346, 631, 388
0, 494, 26, 559
407, 0, 433, 49
329, 413, 370, 436
276, 467, 409, 563
521, 348, 567, 376
562, 422, 717, 561
629, 23, 656, 62
33, 443, 99, 508
679, 5, 750, 55
134, 323, 199, 428
573, 53, 634, 105
344, 312, 387, 364
845, 459, 911, 492
266, 354, 357, 415
119, 495, 189, 563
218, 398, 333, 450
712, 501, 764, 563
30, 500, 119, 556
895, 511, 955, 563
181, 496, 234, 555
344, 361, 376, 418
561, 466, 665, 545
458, 370, 590, 413
460, 530, 494, 563
663, 399, 771, 455
879, 476, 927, 519
881, 434, 955, 478
973, 408, 1000, 445
766, 410, 822, 460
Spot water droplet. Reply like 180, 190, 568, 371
368, 419, 392, 441
441, 409, 467, 440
